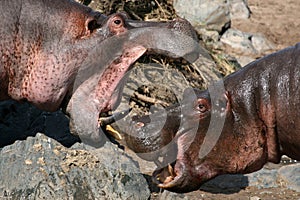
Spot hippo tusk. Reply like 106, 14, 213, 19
98, 108, 132, 127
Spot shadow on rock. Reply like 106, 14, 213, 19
0, 100, 80, 148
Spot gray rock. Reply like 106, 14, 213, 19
251, 33, 276, 53
220, 28, 275, 56
157, 191, 189, 200
228, 0, 250, 19
0, 133, 150, 200
197, 28, 220, 43
235, 56, 256, 67
247, 168, 279, 189
278, 163, 300, 192
199, 164, 300, 193
250, 196, 261, 200
220, 28, 257, 55
173, 0, 231, 33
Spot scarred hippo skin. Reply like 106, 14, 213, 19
0, 0, 200, 146
125, 43, 300, 192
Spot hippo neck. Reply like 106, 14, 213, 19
222, 45, 300, 164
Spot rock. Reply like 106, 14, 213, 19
247, 168, 279, 189
199, 164, 300, 193
250, 196, 261, 200
228, 0, 250, 19
157, 191, 189, 200
198, 28, 220, 43
0, 133, 150, 200
173, 0, 231, 33
278, 163, 300, 192
220, 28, 275, 56
251, 33, 276, 53
220, 28, 257, 55
235, 56, 256, 67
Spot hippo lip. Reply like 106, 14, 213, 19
151, 126, 212, 193
153, 160, 216, 193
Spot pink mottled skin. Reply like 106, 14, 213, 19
0, 0, 200, 146
0, 0, 106, 110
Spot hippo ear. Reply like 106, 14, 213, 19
214, 91, 231, 113
85, 17, 100, 34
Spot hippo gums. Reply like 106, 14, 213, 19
124, 43, 300, 192
0, 0, 200, 146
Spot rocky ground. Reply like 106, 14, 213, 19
0, 0, 300, 199
232, 0, 300, 50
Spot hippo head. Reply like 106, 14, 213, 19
1, 0, 202, 147
65, 12, 202, 147
124, 87, 268, 193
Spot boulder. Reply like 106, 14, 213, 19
228, 0, 250, 19
0, 133, 150, 200
220, 29, 275, 55
173, 0, 231, 33
278, 164, 300, 192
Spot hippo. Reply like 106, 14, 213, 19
0, 0, 200, 146
123, 43, 300, 192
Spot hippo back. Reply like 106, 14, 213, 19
224, 43, 300, 160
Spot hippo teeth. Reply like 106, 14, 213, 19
98, 108, 132, 140
105, 125, 122, 140
153, 163, 177, 185
168, 164, 175, 177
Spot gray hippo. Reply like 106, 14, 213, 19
0, 0, 200, 146
124, 43, 300, 192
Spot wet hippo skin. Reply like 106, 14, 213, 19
0, 0, 200, 146
125, 43, 300, 192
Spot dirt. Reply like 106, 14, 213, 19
232, 0, 300, 51
124, 147, 299, 200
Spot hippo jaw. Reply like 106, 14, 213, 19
152, 125, 218, 193
153, 155, 219, 193
66, 15, 201, 147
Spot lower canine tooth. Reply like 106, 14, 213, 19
106, 125, 122, 140
168, 164, 175, 177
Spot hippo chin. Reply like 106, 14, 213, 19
0, 0, 200, 147
124, 43, 300, 193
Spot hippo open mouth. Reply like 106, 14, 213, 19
123, 88, 224, 193
66, 14, 202, 147
0, 0, 202, 148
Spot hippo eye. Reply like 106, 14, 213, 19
197, 104, 207, 113
114, 19, 122, 25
